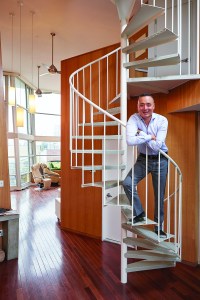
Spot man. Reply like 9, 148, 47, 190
122, 94, 168, 237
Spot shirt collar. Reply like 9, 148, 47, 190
138, 112, 156, 122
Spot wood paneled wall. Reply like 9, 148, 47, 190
61, 42, 199, 263
0, 35, 11, 210
61, 44, 119, 238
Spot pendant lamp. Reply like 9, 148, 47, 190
16, 106, 24, 127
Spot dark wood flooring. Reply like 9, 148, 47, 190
0, 186, 200, 300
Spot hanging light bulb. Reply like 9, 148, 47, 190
16, 106, 24, 127
35, 65, 42, 97
8, 12, 16, 106
28, 11, 36, 113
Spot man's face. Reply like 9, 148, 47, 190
137, 95, 155, 121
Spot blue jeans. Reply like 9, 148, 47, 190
122, 155, 168, 230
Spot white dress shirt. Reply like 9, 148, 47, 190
126, 112, 168, 155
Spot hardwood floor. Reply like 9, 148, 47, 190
0, 186, 200, 300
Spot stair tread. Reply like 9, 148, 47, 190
126, 260, 175, 272
72, 135, 123, 140
106, 194, 130, 206
94, 107, 121, 116
124, 53, 180, 69
83, 164, 126, 171
123, 237, 178, 254
125, 249, 180, 260
109, 94, 120, 105
71, 149, 124, 154
81, 180, 122, 189
122, 28, 178, 53
122, 223, 174, 243
127, 74, 200, 97
78, 121, 118, 127
122, 4, 165, 38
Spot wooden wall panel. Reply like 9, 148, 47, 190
61, 44, 119, 238
0, 35, 11, 209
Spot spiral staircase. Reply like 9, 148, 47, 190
69, 0, 199, 283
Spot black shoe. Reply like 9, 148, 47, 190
133, 212, 145, 224
155, 230, 167, 238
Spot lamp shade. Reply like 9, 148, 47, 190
28, 94, 36, 113
8, 86, 16, 106
16, 106, 24, 127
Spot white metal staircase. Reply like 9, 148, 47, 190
69, 0, 200, 283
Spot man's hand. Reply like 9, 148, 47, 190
151, 134, 156, 140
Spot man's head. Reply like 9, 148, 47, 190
137, 94, 155, 122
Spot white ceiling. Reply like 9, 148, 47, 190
0, 0, 121, 93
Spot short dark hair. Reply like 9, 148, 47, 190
138, 93, 152, 98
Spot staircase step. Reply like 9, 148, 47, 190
106, 194, 130, 206
126, 260, 175, 272
122, 28, 178, 54
94, 107, 121, 116
72, 135, 123, 140
123, 237, 178, 255
121, 4, 165, 38
127, 217, 156, 226
82, 164, 126, 171
127, 74, 200, 97
121, 207, 132, 218
109, 94, 121, 105
71, 149, 124, 154
122, 223, 174, 243
78, 121, 118, 127
124, 53, 180, 69
121, 207, 156, 225
125, 250, 180, 261
81, 180, 122, 189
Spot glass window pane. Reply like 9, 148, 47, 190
10, 175, 17, 187
19, 140, 29, 156
9, 157, 16, 187
8, 106, 14, 132
36, 94, 60, 114
16, 78, 26, 107
35, 114, 60, 136
8, 139, 15, 156
21, 173, 31, 184
20, 157, 30, 175
9, 157, 16, 175
35, 141, 60, 162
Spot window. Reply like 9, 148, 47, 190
8, 139, 16, 187
35, 114, 60, 136
19, 139, 33, 186
35, 141, 60, 163
35, 94, 61, 136
5, 75, 61, 190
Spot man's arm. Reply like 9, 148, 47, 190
146, 117, 168, 151
126, 115, 152, 146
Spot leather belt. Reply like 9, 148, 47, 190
139, 152, 168, 160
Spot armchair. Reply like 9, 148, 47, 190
40, 163, 60, 185
31, 163, 51, 189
